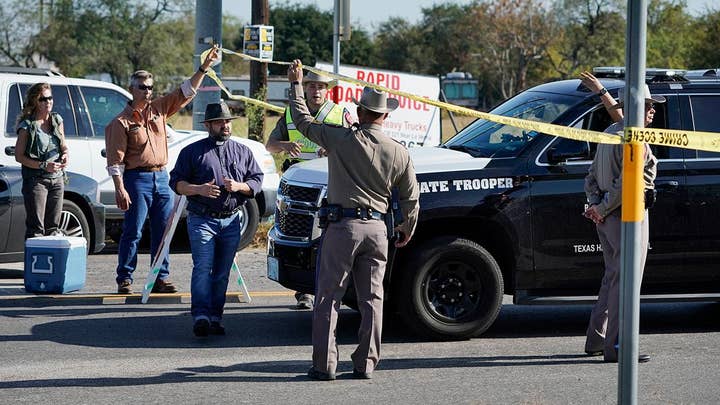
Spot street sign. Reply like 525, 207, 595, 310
243, 25, 274, 61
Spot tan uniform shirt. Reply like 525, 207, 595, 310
585, 122, 657, 217
289, 83, 420, 235
105, 81, 196, 174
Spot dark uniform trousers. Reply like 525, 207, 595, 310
312, 218, 388, 375
585, 209, 649, 361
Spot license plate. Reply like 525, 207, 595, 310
267, 257, 279, 281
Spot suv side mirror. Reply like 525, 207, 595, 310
546, 146, 591, 164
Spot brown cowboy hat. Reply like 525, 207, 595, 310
351, 87, 399, 113
609, 84, 667, 110
203, 102, 240, 122
302, 71, 337, 88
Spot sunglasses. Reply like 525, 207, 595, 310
38, 96, 53, 102
137, 84, 154, 91
645, 102, 655, 110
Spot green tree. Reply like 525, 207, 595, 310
373, 18, 425, 73
31, 0, 193, 90
687, 9, 720, 68
647, 0, 694, 68
266, 3, 375, 74
0, 0, 44, 66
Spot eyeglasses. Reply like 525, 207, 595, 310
137, 85, 154, 91
645, 103, 655, 110
38, 96, 53, 102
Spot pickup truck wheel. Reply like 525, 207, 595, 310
236, 199, 260, 250
400, 237, 503, 340
60, 199, 91, 249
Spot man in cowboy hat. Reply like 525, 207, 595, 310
266, 69, 353, 311
170, 101, 264, 337
582, 84, 664, 363
286, 59, 419, 380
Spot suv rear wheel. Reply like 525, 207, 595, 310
399, 236, 504, 340
236, 199, 260, 250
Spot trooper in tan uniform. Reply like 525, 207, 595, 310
266, 70, 353, 310
286, 60, 419, 381
583, 84, 663, 363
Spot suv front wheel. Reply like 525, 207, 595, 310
399, 236, 504, 340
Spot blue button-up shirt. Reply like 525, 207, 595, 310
170, 136, 264, 214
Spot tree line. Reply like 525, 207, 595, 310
2, 0, 717, 109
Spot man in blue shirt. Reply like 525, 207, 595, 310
170, 102, 263, 337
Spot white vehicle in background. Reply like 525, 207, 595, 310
0, 67, 279, 249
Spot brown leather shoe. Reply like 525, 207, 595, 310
117, 280, 132, 294
151, 279, 177, 293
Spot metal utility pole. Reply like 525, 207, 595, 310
618, 1, 648, 403
249, 0, 269, 141
332, 0, 350, 102
193, 0, 222, 130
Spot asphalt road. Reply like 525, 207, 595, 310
1, 248, 719, 404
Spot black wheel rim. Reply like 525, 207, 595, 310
421, 259, 484, 323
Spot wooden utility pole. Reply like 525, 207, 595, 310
249, 0, 269, 142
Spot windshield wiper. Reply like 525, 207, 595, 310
443, 144, 486, 157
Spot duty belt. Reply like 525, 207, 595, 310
342, 207, 385, 221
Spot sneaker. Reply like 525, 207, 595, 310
296, 294, 314, 310
209, 321, 226, 336
193, 319, 210, 337
152, 279, 177, 293
117, 280, 132, 294
307, 366, 335, 381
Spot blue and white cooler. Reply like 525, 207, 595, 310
24, 236, 87, 294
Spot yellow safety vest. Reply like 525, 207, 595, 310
285, 101, 344, 160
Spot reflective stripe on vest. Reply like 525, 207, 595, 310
286, 101, 344, 160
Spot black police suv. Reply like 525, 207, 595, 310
267, 68, 720, 339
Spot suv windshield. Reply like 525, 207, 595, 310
445, 90, 583, 158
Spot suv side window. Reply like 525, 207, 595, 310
80, 87, 128, 137
6, 83, 79, 138
689, 95, 720, 159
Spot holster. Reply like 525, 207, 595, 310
318, 200, 342, 229
644, 188, 657, 209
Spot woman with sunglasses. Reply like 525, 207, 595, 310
14, 82, 69, 239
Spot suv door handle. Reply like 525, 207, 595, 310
101, 149, 106, 158
4, 146, 15, 156
656, 180, 679, 190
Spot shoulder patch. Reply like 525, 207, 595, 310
344, 110, 356, 125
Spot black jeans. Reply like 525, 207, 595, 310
21, 176, 64, 239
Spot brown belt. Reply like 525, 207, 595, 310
128, 166, 164, 172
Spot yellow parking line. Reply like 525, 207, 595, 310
0, 290, 295, 303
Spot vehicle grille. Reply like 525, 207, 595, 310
277, 210, 314, 237
280, 180, 321, 203
276, 180, 324, 240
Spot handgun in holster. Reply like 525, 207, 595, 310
386, 187, 404, 240
318, 199, 342, 228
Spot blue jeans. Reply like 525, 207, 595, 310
187, 211, 242, 322
116, 169, 174, 284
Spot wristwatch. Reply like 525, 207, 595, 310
598, 87, 608, 96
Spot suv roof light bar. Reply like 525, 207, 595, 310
592, 66, 687, 82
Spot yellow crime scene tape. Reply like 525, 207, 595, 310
201, 47, 720, 153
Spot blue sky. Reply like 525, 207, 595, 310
225, 0, 718, 32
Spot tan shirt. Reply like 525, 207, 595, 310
585, 122, 657, 217
289, 83, 420, 235
105, 81, 196, 174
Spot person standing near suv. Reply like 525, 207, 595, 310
105, 45, 220, 294
170, 102, 263, 337
583, 84, 664, 363
14, 83, 69, 239
287, 60, 419, 380
265, 70, 353, 310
